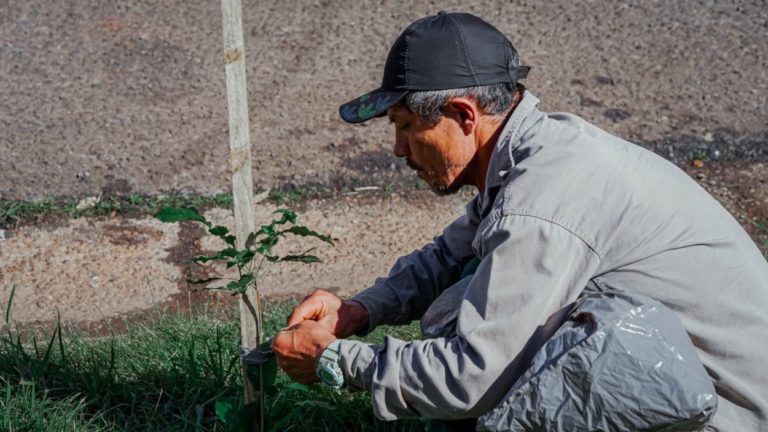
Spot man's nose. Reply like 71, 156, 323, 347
393, 137, 410, 157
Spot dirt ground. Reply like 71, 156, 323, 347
1, 1, 767, 327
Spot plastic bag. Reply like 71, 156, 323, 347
477, 291, 717, 431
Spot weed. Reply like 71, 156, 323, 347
1, 183, 406, 229
0, 193, 235, 229
413, 179, 430, 191
128, 194, 145, 206
0, 381, 109, 431
690, 148, 708, 164
0, 293, 421, 431
383, 182, 395, 195
267, 187, 315, 205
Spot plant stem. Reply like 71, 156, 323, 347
240, 289, 261, 341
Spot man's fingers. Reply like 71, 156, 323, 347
274, 349, 319, 384
280, 367, 317, 384
282, 364, 319, 384
286, 299, 322, 327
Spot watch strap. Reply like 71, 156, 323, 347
317, 340, 344, 388
322, 340, 342, 362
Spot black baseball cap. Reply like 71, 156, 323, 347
339, 11, 530, 124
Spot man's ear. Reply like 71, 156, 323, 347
444, 97, 478, 135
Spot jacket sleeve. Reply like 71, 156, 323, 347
339, 214, 602, 420
350, 196, 482, 334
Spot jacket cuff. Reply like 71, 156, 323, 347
337, 339, 379, 392
350, 281, 398, 336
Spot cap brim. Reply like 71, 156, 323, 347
339, 88, 408, 124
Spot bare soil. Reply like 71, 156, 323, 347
0, 1, 766, 327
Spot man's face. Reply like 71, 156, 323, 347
387, 105, 476, 195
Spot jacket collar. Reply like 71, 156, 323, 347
478, 90, 541, 215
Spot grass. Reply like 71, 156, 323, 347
267, 187, 318, 205
0, 294, 423, 431
0, 193, 235, 230
0, 181, 401, 229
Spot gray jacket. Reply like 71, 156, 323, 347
337, 91, 768, 431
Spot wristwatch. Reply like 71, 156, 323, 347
316, 340, 344, 388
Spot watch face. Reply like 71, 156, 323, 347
317, 341, 344, 388
317, 360, 343, 388
318, 368, 335, 384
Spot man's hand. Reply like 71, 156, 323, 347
272, 320, 336, 384
287, 289, 369, 339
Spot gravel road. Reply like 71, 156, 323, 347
1, 0, 766, 199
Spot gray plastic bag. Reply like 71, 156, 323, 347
477, 291, 717, 432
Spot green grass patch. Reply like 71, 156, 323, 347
267, 187, 318, 205
0, 193, 235, 229
0, 296, 423, 431
0, 182, 388, 229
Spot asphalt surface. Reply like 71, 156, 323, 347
1, 0, 767, 200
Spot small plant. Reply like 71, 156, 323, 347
154, 206, 333, 430
690, 148, 708, 167
383, 182, 395, 195
155, 207, 332, 292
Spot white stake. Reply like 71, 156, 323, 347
220, 0, 262, 430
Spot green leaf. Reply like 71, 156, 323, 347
287, 382, 310, 392
191, 248, 238, 263
234, 250, 256, 268
154, 207, 209, 226
273, 208, 297, 225
214, 399, 236, 424
224, 274, 255, 293
282, 225, 334, 245
209, 225, 229, 236
256, 236, 279, 255
206, 226, 236, 247
3, 285, 15, 325
279, 254, 322, 264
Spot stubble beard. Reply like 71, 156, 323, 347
407, 157, 469, 196
431, 182, 461, 196
430, 161, 467, 196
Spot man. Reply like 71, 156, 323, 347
272, 11, 768, 431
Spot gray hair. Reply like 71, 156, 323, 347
399, 38, 524, 126
401, 83, 518, 126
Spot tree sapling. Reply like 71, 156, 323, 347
155, 206, 333, 429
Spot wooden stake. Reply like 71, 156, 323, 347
220, 0, 261, 430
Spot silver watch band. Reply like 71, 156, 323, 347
322, 340, 342, 362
